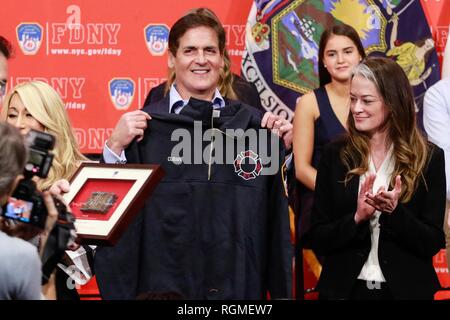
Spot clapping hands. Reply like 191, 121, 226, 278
365, 175, 402, 214
355, 174, 402, 224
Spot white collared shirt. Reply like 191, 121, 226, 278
168, 84, 225, 114
357, 145, 394, 282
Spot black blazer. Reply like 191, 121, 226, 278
309, 139, 446, 300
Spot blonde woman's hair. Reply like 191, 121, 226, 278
1, 81, 88, 191
341, 57, 429, 202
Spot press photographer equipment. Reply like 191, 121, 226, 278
1, 129, 77, 284
2, 130, 56, 227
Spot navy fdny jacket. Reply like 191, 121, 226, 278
95, 97, 292, 299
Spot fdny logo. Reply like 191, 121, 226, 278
108, 78, 135, 110
234, 150, 263, 181
16, 23, 43, 55
144, 24, 169, 56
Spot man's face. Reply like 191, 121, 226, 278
169, 26, 224, 101
0, 53, 8, 106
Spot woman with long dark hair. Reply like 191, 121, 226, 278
309, 57, 445, 299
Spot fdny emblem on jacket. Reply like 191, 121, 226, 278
16, 23, 43, 55
234, 150, 263, 180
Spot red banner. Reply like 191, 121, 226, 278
0, 0, 252, 153
421, 0, 450, 72
1, 1, 447, 153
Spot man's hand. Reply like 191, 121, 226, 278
261, 112, 293, 150
107, 110, 151, 155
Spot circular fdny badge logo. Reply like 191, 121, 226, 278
109, 78, 135, 110
234, 150, 263, 181
144, 24, 169, 56
16, 23, 43, 55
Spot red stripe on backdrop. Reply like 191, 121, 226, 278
422, 0, 450, 293
421, 0, 450, 75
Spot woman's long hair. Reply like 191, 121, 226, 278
1, 81, 88, 191
341, 57, 429, 202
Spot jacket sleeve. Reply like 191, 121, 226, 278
124, 139, 141, 164
309, 143, 370, 256
379, 146, 446, 258
267, 145, 293, 299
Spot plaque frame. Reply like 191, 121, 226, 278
64, 163, 163, 245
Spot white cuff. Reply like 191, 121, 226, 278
103, 141, 127, 164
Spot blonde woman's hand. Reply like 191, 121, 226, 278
49, 179, 70, 196
41, 192, 80, 253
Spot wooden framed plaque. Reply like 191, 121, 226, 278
64, 163, 163, 245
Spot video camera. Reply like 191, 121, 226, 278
1, 130, 74, 228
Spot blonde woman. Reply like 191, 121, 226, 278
1, 80, 88, 300
1, 80, 88, 191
